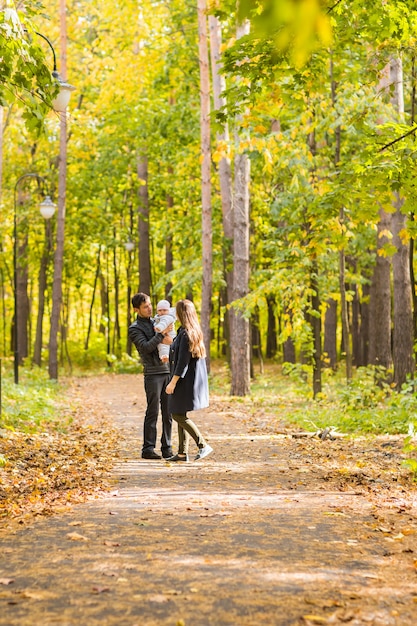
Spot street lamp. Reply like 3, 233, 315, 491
14, 174, 56, 384
124, 240, 135, 253
34, 32, 75, 112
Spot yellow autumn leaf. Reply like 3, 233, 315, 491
378, 229, 393, 240
399, 228, 410, 245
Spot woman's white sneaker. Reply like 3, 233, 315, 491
194, 444, 213, 461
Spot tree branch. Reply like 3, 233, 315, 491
327, 0, 344, 13
379, 125, 417, 151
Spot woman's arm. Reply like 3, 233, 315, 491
166, 375, 180, 395
173, 332, 191, 377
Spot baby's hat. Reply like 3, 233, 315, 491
157, 299, 171, 311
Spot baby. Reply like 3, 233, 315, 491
154, 299, 176, 363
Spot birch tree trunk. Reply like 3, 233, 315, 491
198, 0, 212, 365
209, 14, 233, 360
230, 20, 251, 396
48, 0, 68, 379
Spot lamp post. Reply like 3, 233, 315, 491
14, 174, 56, 384
124, 240, 135, 253
34, 32, 75, 112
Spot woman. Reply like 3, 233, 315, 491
165, 299, 213, 462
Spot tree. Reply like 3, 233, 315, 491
137, 153, 151, 295
388, 55, 414, 387
230, 20, 251, 396
198, 0, 213, 364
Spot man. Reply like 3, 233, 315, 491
128, 292, 173, 459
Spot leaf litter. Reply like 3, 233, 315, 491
0, 374, 417, 625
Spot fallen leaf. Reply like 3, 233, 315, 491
66, 532, 88, 541
92, 586, 110, 594
0, 579, 14, 586
149, 594, 170, 603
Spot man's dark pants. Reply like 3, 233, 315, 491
143, 373, 172, 455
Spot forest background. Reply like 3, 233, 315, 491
2, 0, 417, 449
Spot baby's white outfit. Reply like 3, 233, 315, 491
154, 307, 176, 362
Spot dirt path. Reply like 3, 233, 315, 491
1, 374, 417, 626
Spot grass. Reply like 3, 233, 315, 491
209, 360, 417, 436
1, 358, 417, 437
0, 366, 68, 433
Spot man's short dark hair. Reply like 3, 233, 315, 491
131, 292, 150, 308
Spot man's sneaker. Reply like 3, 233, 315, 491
142, 450, 162, 460
162, 449, 173, 459
166, 453, 189, 462
194, 445, 213, 461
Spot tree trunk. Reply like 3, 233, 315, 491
311, 260, 322, 396
99, 270, 108, 336
137, 154, 151, 295
230, 146, 251, 396
251, 306, 264, 375
283, 336, 296, 364
360, 279, 370, 366
209, 14, 233, 362
266, 295, 277, 358
392, 194, 414, 386
106, 252, 111, 364
16, 227, 29, 364
351, 281, 361, 367
339, 246, 352, 381
390, 55, 414, 387
112, 228, 121, 356
49, 0, 68, 380
229, 19, 251, 396
33, 220, 53, 366
323, 298, 337, 370
368, 208, 392, 370
198, 0, 212, 367
85, 246, 100, 350
411, 55, 417, 343
165, 165, 174, 298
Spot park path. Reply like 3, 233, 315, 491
1, 374, 417, 626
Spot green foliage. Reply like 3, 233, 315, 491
402, 429, 417, 481
235, 0, 332, 67
211, 363, 417, 435
338, 367, 392, 409
110, 353, 142, 375
0, 368, 62, 432
0, 3, 58, 135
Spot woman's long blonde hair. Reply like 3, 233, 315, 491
176, 299, 206, 358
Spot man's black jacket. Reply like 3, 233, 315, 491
128, 315, 170, 376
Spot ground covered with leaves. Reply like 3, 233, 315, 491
1, 373, 417, 625
0, 379, 118, 522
